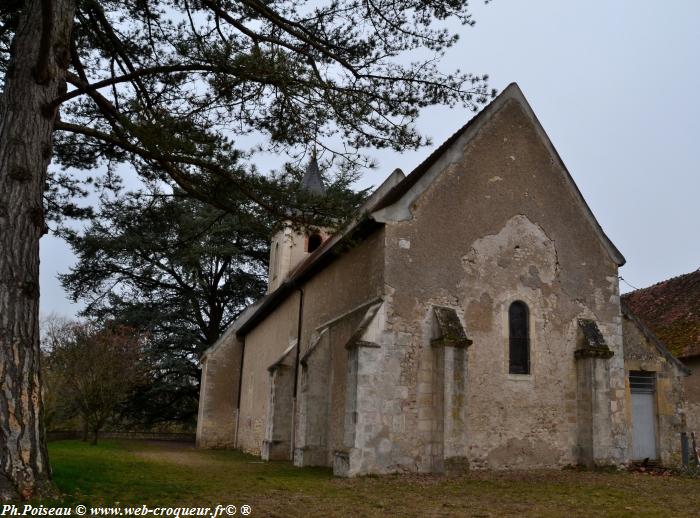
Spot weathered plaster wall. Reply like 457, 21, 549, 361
622, 313, 686, 465
296, 306, 370, 467
373, 98, 627, 472
237, 293, 300, 455
238, 228, 385, 458
210, 92, 636, 475
682, 358, 700, 435
293, 229, 385, 466
196, 330, 243, 448
298, 229, 385, 357
297, 329, 332, 466
262, 343, 296, 460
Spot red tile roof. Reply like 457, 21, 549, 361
622, 268, 700, 359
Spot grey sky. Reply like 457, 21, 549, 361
39, 0, 700, 318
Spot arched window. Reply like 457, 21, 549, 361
307, 233, 323, 253
508, 301, 530, 374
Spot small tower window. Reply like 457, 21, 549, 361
508, 301, 530, 374
307, 233, 322, 253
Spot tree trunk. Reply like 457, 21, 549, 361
0, 0, 75, 500
81, 415, 88, 442
91, 429, 98, 446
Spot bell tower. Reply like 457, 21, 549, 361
267, 155, 330, 292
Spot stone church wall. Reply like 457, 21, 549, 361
237, 228, 386, 458
198, 87, 656, 474
370, 97, 628, 472
196, 329, 243, 449
237, 293, 301, 456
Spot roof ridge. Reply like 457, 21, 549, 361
371, 81, 625, 267
371, 83, 519, 213
220, 82, 629, 341
622, 267, 700, 296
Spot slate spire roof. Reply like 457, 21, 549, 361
300, 153, 325, 195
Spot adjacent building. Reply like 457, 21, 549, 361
623, 270, 700, 436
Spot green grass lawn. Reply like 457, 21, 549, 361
47, 440, 700, 517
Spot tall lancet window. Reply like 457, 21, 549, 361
508, 301, 530, 374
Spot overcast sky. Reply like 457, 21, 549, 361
39, 0, 700, 318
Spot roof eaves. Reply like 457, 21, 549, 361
235, 215, 381, 337
232, 168, 407, 338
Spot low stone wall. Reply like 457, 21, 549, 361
47, 430, 196, 442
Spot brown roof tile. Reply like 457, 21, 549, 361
621, 268, 700, 358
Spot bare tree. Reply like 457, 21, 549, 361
41, 315, 81, 438
42, 320, 144, 445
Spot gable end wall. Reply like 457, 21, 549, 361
373, 98, 628, 471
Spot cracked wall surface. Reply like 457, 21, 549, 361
376, 98, 628, 471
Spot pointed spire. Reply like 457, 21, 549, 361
300, 151, 326, 196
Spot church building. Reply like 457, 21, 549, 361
196, 83, 687, 475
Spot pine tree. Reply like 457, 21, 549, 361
0, 0, 492, 498
61, 188, 272, 426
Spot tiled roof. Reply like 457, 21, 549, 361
621, 269, 700, 359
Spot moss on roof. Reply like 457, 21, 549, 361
621, 269, 700, 358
